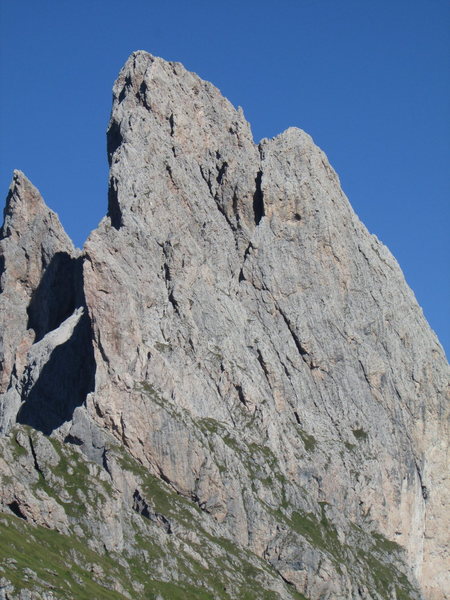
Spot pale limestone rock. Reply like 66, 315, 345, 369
0, 171, 78, 434
0, 51, 448, 600
81, 51, 448, 598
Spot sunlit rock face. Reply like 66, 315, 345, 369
0, 51, 448, 600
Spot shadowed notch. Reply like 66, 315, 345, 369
0, 255, 4, 293
17, 255, 96, 435
27, 252, 79, 343
253, 170, 265, 225
106, 118, 124, 229
107, 175, 123, 230
106, 120, 123, 166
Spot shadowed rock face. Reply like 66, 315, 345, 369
0, 52, 448, 600
0, 172, 96, 438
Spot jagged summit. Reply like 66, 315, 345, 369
106, 48, 259, 239
1, 171, 70, 242
0, 51, 448, 600
0, 170, 91, 437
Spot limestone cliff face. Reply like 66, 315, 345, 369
0, 51, 448, 600
0, 171, 88, 435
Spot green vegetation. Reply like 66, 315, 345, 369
344, 441, 356, 452
112, 444, 201, 523
141, 472, 202, 522
289, 504, 345, 567
139, 381, 166, 407
1, 506, 307, 600
0, 514, 132, 600
111, 446, 309, 599
352, 428, 368, 441
28, 433, 112, 518
297, 429, 317, 452
347, 524, 417, 599
355, 547, 414, 599
371, 531, 403, 553
262, 503, 417, 599
198, 417, 223, 436
2, 423, 419, 600
11, 436, 28, 458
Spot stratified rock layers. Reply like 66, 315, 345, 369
0, 52, 448, 600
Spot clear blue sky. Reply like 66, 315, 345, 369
0, 0, 448, 355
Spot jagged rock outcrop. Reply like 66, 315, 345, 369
0, 172, 95, 439
0, 51, 448, 600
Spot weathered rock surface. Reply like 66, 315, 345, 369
0, 171, 83, 435
0, 51, 448, 600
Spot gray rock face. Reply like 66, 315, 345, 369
0, 171, 84, 434
0, 170, 96, 437
0, 51, 448, 600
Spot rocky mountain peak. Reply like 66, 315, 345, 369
2, 170, 43, 235
0, 52, 448, 600
1, 169, 75, 274
2, 170, 71, 248
0, 171, 89, 436
106, 50, 261, 240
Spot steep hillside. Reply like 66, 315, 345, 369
0, 51, 448, 600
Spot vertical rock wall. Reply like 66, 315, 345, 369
0, 52, 448, 600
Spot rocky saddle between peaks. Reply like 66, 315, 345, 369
0, 51, 448, 600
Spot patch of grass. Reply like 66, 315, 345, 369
372, 531, 402, 554
2, 513, 233, 600
30, 435, 110, 518
352, 428, 368, 441
265, 502, 346, 572
140, 473, 179, 516
349, 524, 417, 599
11, 436, 28, 458
130, 531, 165, 562
291, 510, 326, 551
395, 585, 416, 600
6, 420, 418, 600
222, 431, 242, 452
298, 429, 317, 452
51, 444, 89, 484
0, 514, 131, 600
138, 382, 195, 431
144, 579, 216, 600
366, 533, 415, 599
1, 474, 14, 486
139, 381, 165, 407
356, 549, 394, 597
113, 445, 145, 477
248, 443, 277, 463
198, 417, 223, 436
239, 586, 284, 600
208, 534, 304, 600
112, 444, 203, 524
